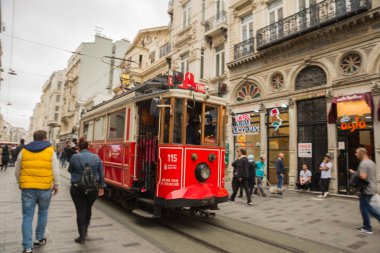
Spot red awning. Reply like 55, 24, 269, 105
328, 92, 375, 123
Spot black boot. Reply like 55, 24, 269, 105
84, 225, 88, 239
75, 226, 86, 244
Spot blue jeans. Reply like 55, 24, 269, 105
21, 189, 52, 250
277, 174, 283, 189
359, 194, 380, 231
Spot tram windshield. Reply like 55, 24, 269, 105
159, 97, 224, 146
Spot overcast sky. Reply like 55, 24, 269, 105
0, 0, 170, 130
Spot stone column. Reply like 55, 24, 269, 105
288, 98, 297, 188
260, 103, 267, 175
326, 90, 338, 194
225, 107, 234, 183
371, 82, 380, 192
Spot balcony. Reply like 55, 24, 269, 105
47, 119, 59, 128
257, 0, 371, 50
234, 38, 255, 59
205, 11, 228, 37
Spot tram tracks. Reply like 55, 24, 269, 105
158, 212, 303, 253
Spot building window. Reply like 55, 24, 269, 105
200, 49, 205, 79
54, 113, 59, 121
340, 52, 362, 74
269, 0, 283, 24
241, 14, 253, 41
182, 1, 191, 29
150, 51, 156, 64
108, 110, 125, 140
139, 55, 143, 68
295, 65, 327, 90
235, 83, 261, 102
57, 81, 62, 89
216, 0, 225, 19
215, 44, 225, 77
271, 72, 284, 90
56, 95, 60, 102
55, 106, 59, 111
202, 0, 205, 22
180, 53, 189, 73
159, 43, 171, 58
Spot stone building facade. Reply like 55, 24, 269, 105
226, 0, 380, 193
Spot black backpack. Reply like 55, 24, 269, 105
79, 157, 98, 194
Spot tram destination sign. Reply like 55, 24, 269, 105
232, 113, 260, 136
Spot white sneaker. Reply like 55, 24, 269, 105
323, 192, 329, 198
318, 195, 323, 198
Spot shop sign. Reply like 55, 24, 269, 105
168, 71, 207, 94
232, 113, 260, 136
298, 143, 312, 158
270, 108, 283, 131
339, 115, 367, 132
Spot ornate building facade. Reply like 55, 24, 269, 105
226, 0, 380, 193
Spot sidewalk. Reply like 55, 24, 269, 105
0, 167, 164, 253
218, 187, 380, 253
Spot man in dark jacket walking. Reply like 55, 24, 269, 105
229, 148, 252, 205
276, 153, 285, 195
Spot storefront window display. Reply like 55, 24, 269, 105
232, 112, 261, 162
267, 107, 289, 184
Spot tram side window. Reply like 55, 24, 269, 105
83, 121, 93, 141
186, 100, 202, 145
173, 98, 184, 144
94, 117, 105, 141
108, 110, 125, 140
162, 98, 171, 143
204, 106, 218, 144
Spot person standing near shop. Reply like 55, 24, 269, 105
69, 138, 105, 244
319, 155, 332, 198
247, 155, 256, 196
15, 130, 60, 253
229, 148, 252, 205
349, 148, 380, 235
255, 156, 267, 197
276, 153, 285, 195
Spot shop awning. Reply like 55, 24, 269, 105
328, 92, 376, 123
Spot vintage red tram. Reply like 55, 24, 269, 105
80, 76, 228, 217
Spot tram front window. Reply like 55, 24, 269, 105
204, 106, 218, 144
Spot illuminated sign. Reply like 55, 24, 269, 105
168, 71, 207, 94
340, 115, 367, 132
232, 113, 260, 136
270, 108, 283, 131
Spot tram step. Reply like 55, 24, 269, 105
131, 208, 156, 218
137, 197, 155, 206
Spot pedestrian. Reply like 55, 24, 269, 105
15, 130, 60, 253
68, 137, 105, 244
255, 156, 267, 197
275, 153, 285, 195
349, 147, 380, 235
231, 156, 244, 198
296, 164, 312, 191
229, 148, 252, 205
9, 147, 16, 167
14, 139, 26, 161
1, 145, 10, 171
64, 140, 76, 162
318, 154, 332, 198
247, 155, 256, 196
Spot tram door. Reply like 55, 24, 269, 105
136, 100, 159, 197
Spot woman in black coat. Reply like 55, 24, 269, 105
1, 145, 10, 171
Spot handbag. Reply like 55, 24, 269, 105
369, 194, 380, 213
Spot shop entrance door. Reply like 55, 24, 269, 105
297, 98, 328, 191
337, 129, 375, 194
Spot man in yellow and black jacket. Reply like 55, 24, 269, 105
15, 130, 60, 253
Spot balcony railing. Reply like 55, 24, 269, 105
205, 11, 227, 32
257, 0, 371, 50
234, 37, 255, 59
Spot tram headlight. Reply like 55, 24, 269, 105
195, 163, 211, 182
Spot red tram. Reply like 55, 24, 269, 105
80, 75, 228, 217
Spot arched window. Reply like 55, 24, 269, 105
235, 83, 261, 102
295, 66, 327, 90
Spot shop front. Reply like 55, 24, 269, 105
328, 93, 375, 194
232, 112, 261, 161
266, 107, 289, 184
